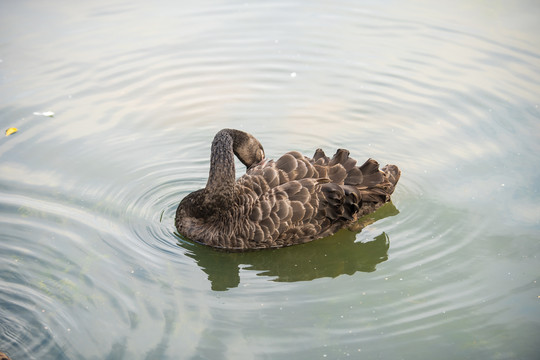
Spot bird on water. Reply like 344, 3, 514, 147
175, 129, 400, 250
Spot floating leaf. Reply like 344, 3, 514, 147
33, 111, 55, 117
5, 127, 18, 136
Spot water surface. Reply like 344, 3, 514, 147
1, 0, 539, 359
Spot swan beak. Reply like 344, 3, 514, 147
249, 158, 268, 170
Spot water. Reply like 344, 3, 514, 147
1, 0, 539, 358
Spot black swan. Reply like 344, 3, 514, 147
175, 129, 400, 250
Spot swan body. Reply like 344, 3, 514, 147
175, 129, 400, 250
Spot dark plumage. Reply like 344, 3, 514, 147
175, 129, 400, 250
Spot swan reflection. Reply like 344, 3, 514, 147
178, 203, 398, 291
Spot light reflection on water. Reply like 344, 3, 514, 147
1, 0, 539, 359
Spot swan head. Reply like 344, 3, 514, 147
230, 130, 265, 169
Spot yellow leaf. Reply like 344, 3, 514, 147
5, 127, 18, 136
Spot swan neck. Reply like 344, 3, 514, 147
206, 129, 236, 193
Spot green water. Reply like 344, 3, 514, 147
1, 0, 539, 359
